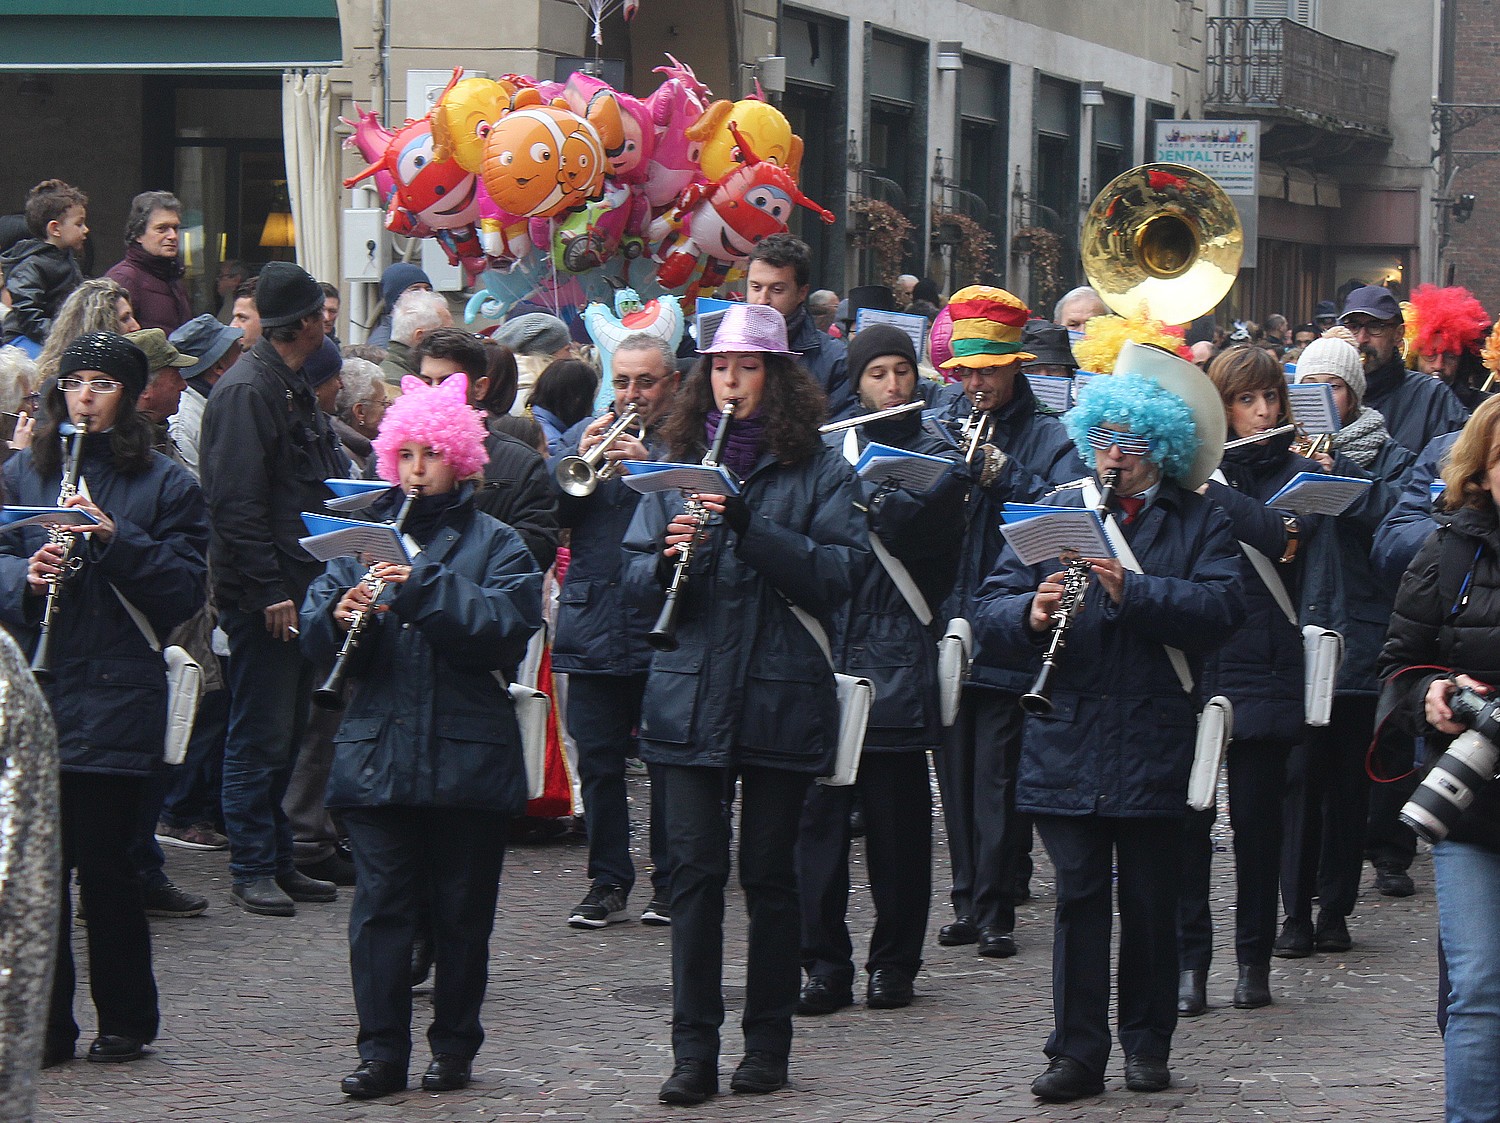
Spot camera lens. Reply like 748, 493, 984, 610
1400, 731, 1500, 843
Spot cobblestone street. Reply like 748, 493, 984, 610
37, 778, 1443, 1122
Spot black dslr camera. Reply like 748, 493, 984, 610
1400, 684, 1500, 843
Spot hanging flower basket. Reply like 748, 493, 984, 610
1012, 225, 1064, 310
849, 195, 914, 289
932, 207, 997, 285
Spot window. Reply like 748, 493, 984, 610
785, 8, 848, 285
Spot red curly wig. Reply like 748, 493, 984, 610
1405, 284, 1489, 358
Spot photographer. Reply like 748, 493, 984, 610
1379, 394, 1500, 1123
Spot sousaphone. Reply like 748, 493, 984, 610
1081, 163, 1244, 327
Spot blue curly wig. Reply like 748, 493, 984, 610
1065, 373, 1200, 482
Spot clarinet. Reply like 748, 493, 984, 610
1018, 468, 1119, 716
648, 401, 736, 653
30, 420, 87, 683
311, 486, 421, 710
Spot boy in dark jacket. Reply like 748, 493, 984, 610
1, 179, 87, 348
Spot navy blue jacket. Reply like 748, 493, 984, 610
550, 414, 663, 676
932, 377, 1089, 690
787, 306, 849, 416
825, 409, 966, 751
622, 441, 869, 774
0, 437, 208, 775
974, 481, 1245, 817
1372, 430, 1458, 583
300, 487, 542, 814
1363, 352, 1468, 455
1300, 440, 1413, 695
1201, 440, 1323, 740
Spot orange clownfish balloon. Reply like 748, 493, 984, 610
481, 106, 607, 219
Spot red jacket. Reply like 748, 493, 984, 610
104, 243, 192, 333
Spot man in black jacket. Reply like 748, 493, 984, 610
553, 333, 680, 929
200, 262, 350, 917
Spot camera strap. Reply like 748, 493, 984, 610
1439, 532, 1485, 623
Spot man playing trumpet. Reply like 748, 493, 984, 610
552, 333, 681, 930
973, 342, 1244, 1103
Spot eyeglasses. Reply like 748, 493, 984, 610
1085, 426, 1153, 456
1344, 318, 1398, 336
57, 377, 124, 394
612, 376, 661, 392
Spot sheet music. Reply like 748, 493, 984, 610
1025, 373, 1073, 414
693, 297, 734, 350
299, 513, 411, 565
999, 505, 1116, 567
854, 442, 952, 492
853, 307, 928, 358
619, 461, 741, 496
1265, 472, 1371, 516
1287, 383, 1343, 435
0, 506, 100, 532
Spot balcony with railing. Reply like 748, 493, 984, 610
1205, 18, 1393, 142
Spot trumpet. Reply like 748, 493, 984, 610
30, 419, 87, 683
1294, 430, 1334, 459
1018, 468, 1119, 717
554, 404, 642, 497
648, 401, 736, 652
312, 485, 421, 711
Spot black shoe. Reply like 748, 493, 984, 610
341, 1059, 407, 1099
938, 915, 979, 946
866, 969, 914, 1009
659, 1059, 718, 1105
796, 975, 852, 1015
1273, 917, 1313, 959
730, 1050, 787, 1094
1124, 1054, 1170, 1092
298, 852, 356, 886
1315, 913, 1352, 953
410, 933, 434, 988
144, 880, 208, 918
1177, 968, 1207, 1016
229, 877, 295, 917
1233, 964, 1272, 1009
1375, 867, 1416, 898
422, 1053, 471, 1092
86, 1035, 145, 1063
640, 893, 671, 926
977, 927, 1017, 958
568, 884, 628, 929
277, 868, 338, 903
1031, 1056, 1104, 1102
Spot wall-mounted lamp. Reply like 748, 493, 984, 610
1454, 193, 1478, 223
749, 55, 787, 95
937, 42, 964, 73
1081, 81, 1105, 108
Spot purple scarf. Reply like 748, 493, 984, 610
706, 409, 766, 479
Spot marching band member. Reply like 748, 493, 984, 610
931, 291, 1087, 959
1276, 338, 1413, 958
301, 374, 541, 1099
621, 303, 869, 1105
793, 325, 965, 1015
1177, 345, 1322, 1015
0, 332, 208, 1066
552, 333, 681, 930
974, 343, 1244, 1103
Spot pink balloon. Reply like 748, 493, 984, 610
929, 305, 955, 373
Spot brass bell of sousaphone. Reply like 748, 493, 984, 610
1081, 162, 1244, 327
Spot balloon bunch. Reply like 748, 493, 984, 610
339, 57, 833, 324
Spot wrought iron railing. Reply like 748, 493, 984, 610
1205, 17, 1392, 138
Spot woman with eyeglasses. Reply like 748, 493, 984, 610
1271, 337, 1413, 961
1174, 345, 1325, 1017
0, 332, 207, 1067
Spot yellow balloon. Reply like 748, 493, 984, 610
688, 99, 803, 183
432, 76, 516, 174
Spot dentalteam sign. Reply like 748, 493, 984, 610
1154, 119, 1260, 268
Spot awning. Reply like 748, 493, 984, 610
0, 1, 343, 71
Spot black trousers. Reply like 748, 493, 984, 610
48, 772, 159, 1054
659, 764, 811, 1064
1037, 814, 1181, 1078
342, 807, 507, 1071
933, 686, 1028, 932
796, 751, 931, 987
1365, 755, 1419, 874
1178, 736, 1293, 971
1282, 695, 1375, 922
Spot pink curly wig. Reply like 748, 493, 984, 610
372, 374, 490, 484
1407, 284, 1489, 358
